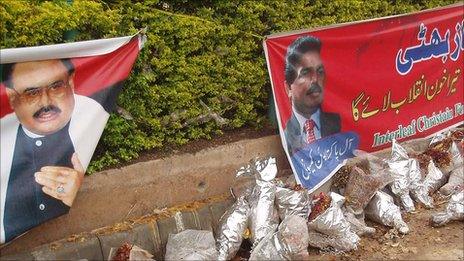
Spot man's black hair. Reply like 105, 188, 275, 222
284, 36, 321, 85
0, 59, 75, 89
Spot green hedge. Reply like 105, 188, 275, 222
0, 0, 458, 173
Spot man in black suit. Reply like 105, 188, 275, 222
0, 59, 110, 243
283, 36, 341, 156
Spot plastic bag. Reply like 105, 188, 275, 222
165, 230, 217, 260
344, 166, 393, 214
365, 190, 409, 234
431, 188, 464, 227
249, 215, 309, 260
216, 196, 250, 261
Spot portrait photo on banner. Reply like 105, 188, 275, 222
0, 34, 143, 244
273, 34, 359, 192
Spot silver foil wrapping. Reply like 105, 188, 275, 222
216, 196, 250, 261
248, 180, 278, 246
365, 190, 410, 234
450, 141, 464, 169
248, 157, 279, 246
429, 132, 447, 145
308, 230, 359, 253
165, 229, 218, 260
440, 141, 464, 195
430, 133, 462, 174
410, 160, 437, 208
250, 215, 309, 260
308, 192, 360, 250
431, 189, 464, 227
440, 167, 464, 196
343, 207, 376, 236
422, 160, 447, 194
388, 140, 418, 212
275, 186, 310, 221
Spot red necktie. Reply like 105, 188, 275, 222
305, 119, 316, 143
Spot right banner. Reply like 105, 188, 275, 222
263, 3, 463, 192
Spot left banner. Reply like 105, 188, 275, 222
0, 33, 145, 244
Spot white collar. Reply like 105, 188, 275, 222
21, 126, 45, 139
292, 106, 320, 133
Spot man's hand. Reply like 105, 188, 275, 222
34, 153, 85, 207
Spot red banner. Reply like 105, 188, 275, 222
264, 4, 463, 153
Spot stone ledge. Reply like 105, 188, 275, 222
1, 198, 235, 260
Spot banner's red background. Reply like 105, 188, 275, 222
265, 5, 463, 152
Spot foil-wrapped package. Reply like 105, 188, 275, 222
344, 166, 393, 215
421, 160, 447, 194
387, 140, 418, 212
440, 167, 464, 196
426, 133, 461, 175
165, 230, 218, 260
429, 132, 447, 145
248, 181, 278, 246
440, 141, 464, 195
308, 193, 350, 237
275, 186, 310, 221
431, 188, 464, 227
343, 207, 376, 236
410, 160, 442, 209
249, 215, 309, 260
216, 196, 250, 261
365, 190, 410, 234
248, 157, 279, 246
450, 141, 464, 168
307, 192, 360, 250
308, 230, 358, 253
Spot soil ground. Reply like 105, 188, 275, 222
233, 202, 463, 261
318, 205, 464, 261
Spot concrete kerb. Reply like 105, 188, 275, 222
1, 197, 234, 260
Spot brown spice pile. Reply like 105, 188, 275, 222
332, 165, 352, 189
309, 192, 331, 221
112, 242, 132, 261
422, 137, 452, 168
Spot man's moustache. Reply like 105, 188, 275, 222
33, 105, 61, 118
307, 83, 322, 94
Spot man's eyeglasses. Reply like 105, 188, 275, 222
12, 78, 70, 104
